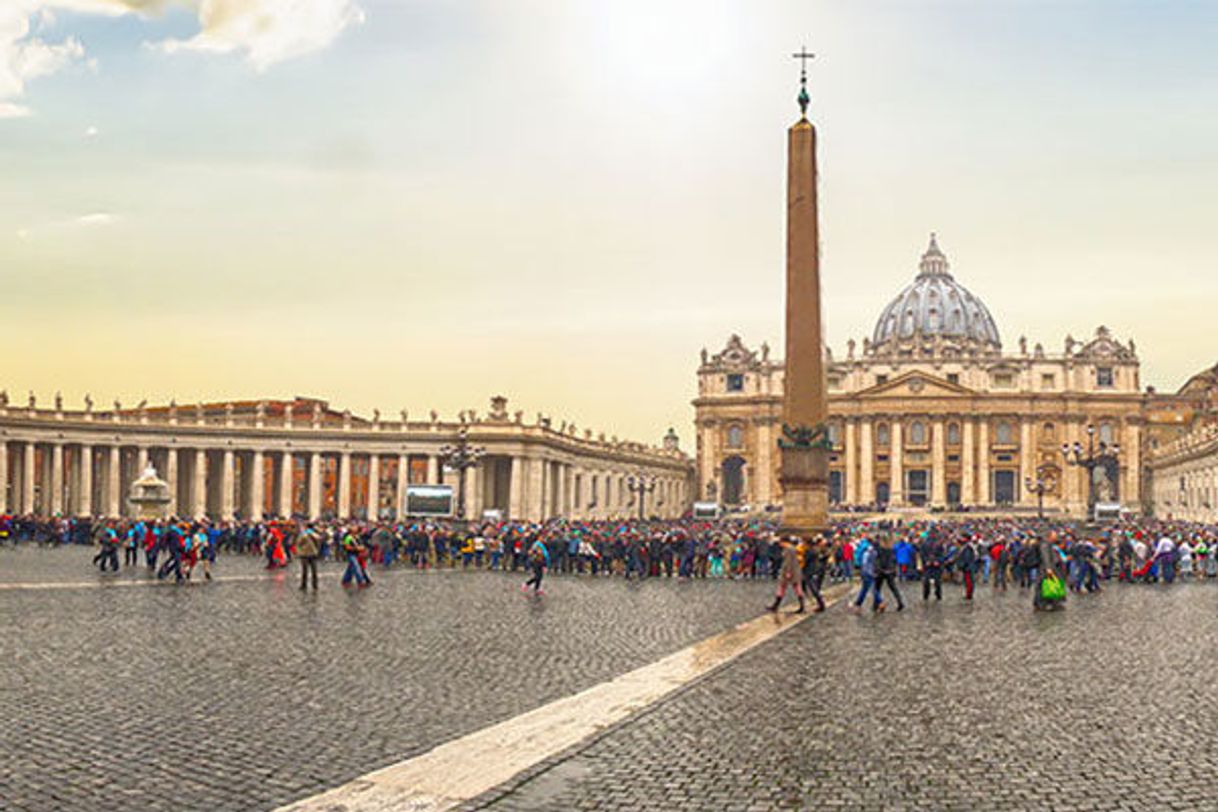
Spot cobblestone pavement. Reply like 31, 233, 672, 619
474, 581, 1218, 812
0, 546, 776, 811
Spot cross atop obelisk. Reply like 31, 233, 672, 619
791, 46, 814, 115
778, 47, 829, 538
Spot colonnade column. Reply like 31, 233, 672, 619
367, 454, 379, 520
932, 419, 946, 506
249, 451, 264, 521
193, 449, 207, 519
279, 453, 293, 518
978, 421, 991, 504
50, 443, 64, 515
426, 455, 439, 485
396, 454, 408, 518
78, 445, 93, 517
23, 442, 36, 514
961, 419, 976, 505
554, 463, 567, 518
338, 452, 352, 520
137, 446, 149, 475
890, 421, 904, 506
464, 465, 481, 519
508, 456, 523, 519
528, 457, 545, 520
107, 446, 120, 516
221, 449, 235, 519
844, 419, 859, 504
1019, 420, 1035, 504
165, 448, 178, 516
859, 420, 874, 505
308, 452, 322, 520
0, 441, 7, 513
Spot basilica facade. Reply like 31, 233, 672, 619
694, 235, 1149, 516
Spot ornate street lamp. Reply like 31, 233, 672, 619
625, 473, 657, 521
438, 426, 485, 520
1060, 424, 1120, 519
1024, 464, 1056, 520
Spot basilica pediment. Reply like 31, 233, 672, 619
855, 371, 978, 399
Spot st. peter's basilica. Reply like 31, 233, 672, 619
694, 234, 1199, 517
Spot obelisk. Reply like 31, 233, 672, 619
779, 49, 829, 537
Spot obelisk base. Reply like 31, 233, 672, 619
778, 446, 828, 538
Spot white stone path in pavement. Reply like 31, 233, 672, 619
276, 588, 847, 812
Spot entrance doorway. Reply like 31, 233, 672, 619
876, 482, 890, 507
993, 470, 1017, 505
829, 470, 844, 504
721, 456, 745, 505
906, 470, 929, 506
946, 481, 962, 506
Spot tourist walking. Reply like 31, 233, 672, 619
522, 538, 550, 595
297, 525, 321, 591
766, 537, 805, 614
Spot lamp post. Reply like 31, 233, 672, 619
438, 426, 485, 521
1024, 464, 1055, 520
1060, 424, 1120, 520
625, 473, 657, 521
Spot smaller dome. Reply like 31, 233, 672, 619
871, 234, 1001, 351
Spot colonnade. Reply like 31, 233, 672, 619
0, 438, 690, 522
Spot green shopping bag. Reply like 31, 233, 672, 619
1041, 573, 1066, 602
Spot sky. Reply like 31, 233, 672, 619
1, 0, 1217, 444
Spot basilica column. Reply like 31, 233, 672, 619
426, 455, 439, 485
165, 448, 178, 516
978, 421, 991, 504
308, 452, 322, 520
249, 451, 265, 521
107, 446, 120, 516
508, 456, 524, 519
756, 420, 774, 505
78, 445, 93, 516
932, 419, 946, 506
50, 443, 64, 515
367, 454, 379, 520
137, 446, 149, 476
859, 419, 874, 505
1123, 422, 1141, 506
890, 421, 904, 506
338, 452, 352, 519
279, 453, 293, 518
221, 449, 235, 519
554, 462, 566, 518
844, 419, 859, 505
1019, 420, 1035, 504
193, 449, 207, 519
23, 442, 36, 514
961, 419, 976, 505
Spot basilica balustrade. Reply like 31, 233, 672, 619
0, 395, 692, 522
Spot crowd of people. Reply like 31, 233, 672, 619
1, 512, 1216, 611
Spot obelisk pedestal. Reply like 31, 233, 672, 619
778, 76, 829, 538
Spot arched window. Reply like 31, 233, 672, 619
947, 422, 961, 446
876, 423, 890, 447
726, 425, 744, 449
910, 420, 927, 445
1099, 422, 1116, 445
996, 421, 1014, 445
1043, 422, 1056, 442
827, 423, 842, 446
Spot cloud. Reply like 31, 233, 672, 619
1, 0, 363, 117
74, 211, 117, 226
157, 0, 366, 72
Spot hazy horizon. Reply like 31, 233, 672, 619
3, 0, 1216, 444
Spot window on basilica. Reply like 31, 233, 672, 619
725, 374, 744, 392
909, 420, 927, 445
992, 372, 1015, 389
726, 425, 744, 449
876, 375, 889, 386
1041, 374, 1056, 390
1096, 367, 1115, 388
876, 424, 890, 446
995, 422, 1014, 445
947, 422, 961, 445
946, 373, 960, 385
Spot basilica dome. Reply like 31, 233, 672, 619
871, 234, 1001, 351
